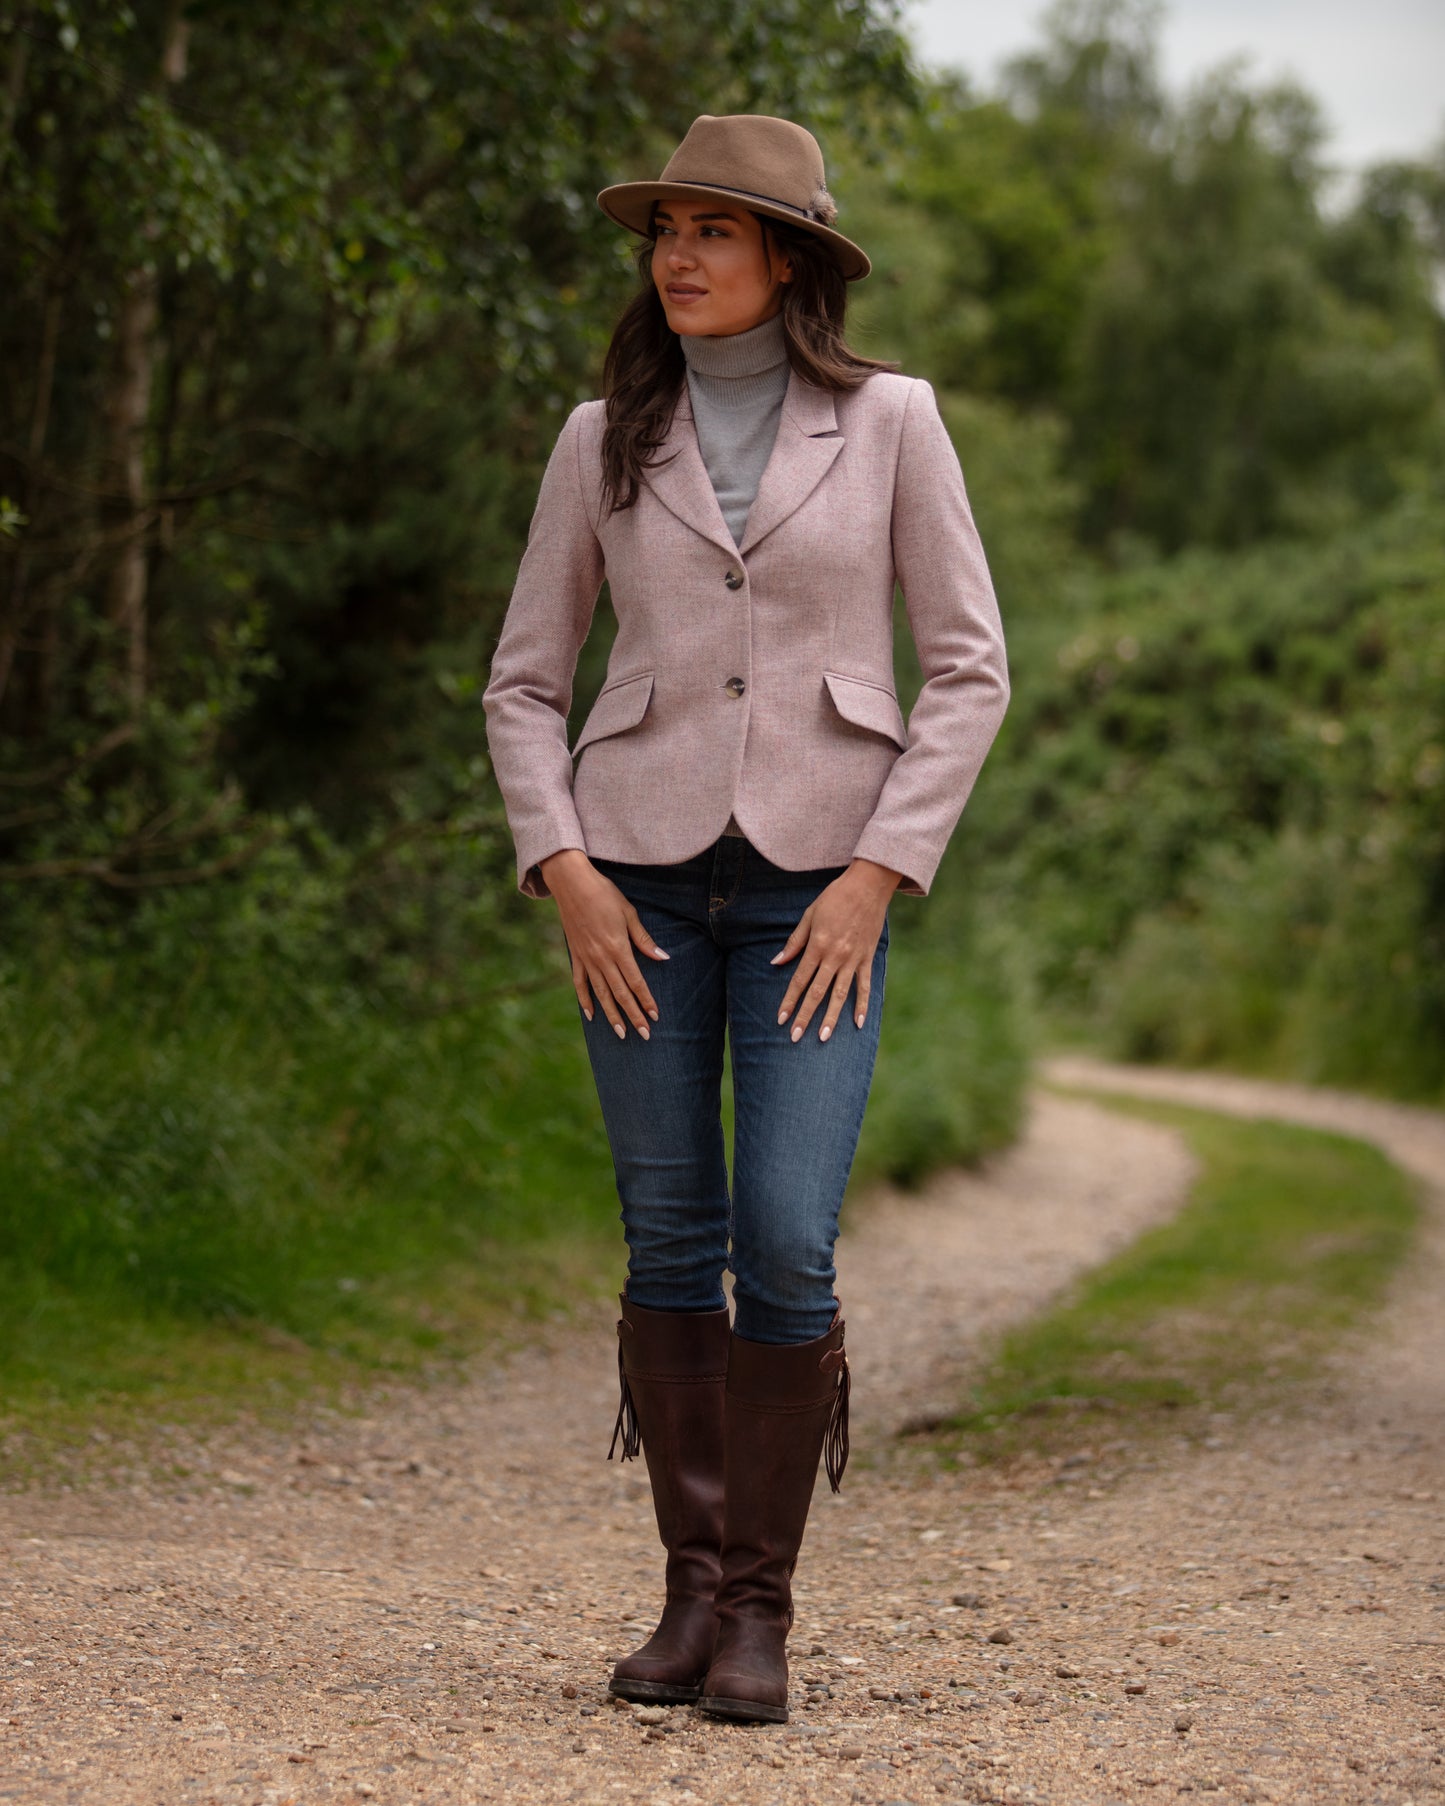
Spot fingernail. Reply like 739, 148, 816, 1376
655, 948, 670, 959
614, 1022, 625, 1039
777, 1009, 788, 1025
584, 1009, 593, 1022
855, 1013, 864, 1028
820, 1025, 831, 1042
648, 1007, 659, 1021
791, 1025, 802, 1043
639, 1025, 650, 1041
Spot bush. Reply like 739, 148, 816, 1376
967, 481, 1445, 1099
853, 911, 1031, 1190
0, 944, 620, 1380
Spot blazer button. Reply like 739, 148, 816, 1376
724, 569, 744, 590
724, 676, 746, 697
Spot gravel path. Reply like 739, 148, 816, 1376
2, 1075, 1442, 1806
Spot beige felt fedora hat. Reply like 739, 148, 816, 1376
597, 113, 871, 282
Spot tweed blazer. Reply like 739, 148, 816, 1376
482, 366, 1009, 901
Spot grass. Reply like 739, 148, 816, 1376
0, 955, 628, 1466
923, 1089, 1421, 1463
0, 1235, 620, 1486
0, 927, 1025, 1469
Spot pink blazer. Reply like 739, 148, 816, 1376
482, 367, 1009, 900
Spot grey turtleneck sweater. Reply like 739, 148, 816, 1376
680, 310, 791, 548
679, 312, 792, 838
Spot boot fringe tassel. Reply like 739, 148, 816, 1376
824, 1350, 850, 1493
608, 1335, 641, 1463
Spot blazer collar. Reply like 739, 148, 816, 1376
740, 370, 843, 556
641, 366, 843, 559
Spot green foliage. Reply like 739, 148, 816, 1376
0, 0, 915, 877
968, 483, 1445, 1097
938, 1093, 1419, 1459
836, 4, 1444, 555
0, 911, 1024, 1415
853, 919, 1031, 1190
1067, 74, 1444, 551
0, 944, 621, 1393
844, 84, 1106, 403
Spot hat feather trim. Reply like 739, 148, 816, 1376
810, 185, 838, 226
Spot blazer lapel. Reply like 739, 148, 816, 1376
640, 381, 739, 559
736, 369, 843, 557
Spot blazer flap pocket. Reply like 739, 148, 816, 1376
823, 670, 908, 752
571, 669, 655, 759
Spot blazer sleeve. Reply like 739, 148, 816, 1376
850, 377, 1010, 898
482, 402, 605, 900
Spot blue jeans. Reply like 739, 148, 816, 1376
572, 832, 889, 1345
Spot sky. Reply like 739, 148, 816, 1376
903, 0, 1445, 173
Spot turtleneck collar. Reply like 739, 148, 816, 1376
679, 309, 789, 384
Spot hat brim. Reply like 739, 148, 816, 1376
596, 180, 871, 282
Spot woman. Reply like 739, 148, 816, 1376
482, 113, 1009, 1724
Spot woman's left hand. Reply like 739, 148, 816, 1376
772, 857, 903, 1042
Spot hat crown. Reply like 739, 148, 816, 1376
658, 114, 827, 218
594, 111, 870, 279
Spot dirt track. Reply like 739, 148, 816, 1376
2, 1069, 1442, 1806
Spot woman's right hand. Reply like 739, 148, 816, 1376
538, 849, 670, 1039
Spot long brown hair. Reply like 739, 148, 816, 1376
599, 205, 896, 518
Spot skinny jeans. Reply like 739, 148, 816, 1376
572, 831, 889, 1345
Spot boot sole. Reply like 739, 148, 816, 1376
607, 1676, 704, 1705
695, 1692, 788, 1724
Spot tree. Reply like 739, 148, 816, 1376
0, 0, 914, 900
1066, 68, 1443, 550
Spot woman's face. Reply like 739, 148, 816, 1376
651, 200, 794, 338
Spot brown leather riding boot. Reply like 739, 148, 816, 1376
696, 1308, 850, 1724
606, 1293, 731, 1704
